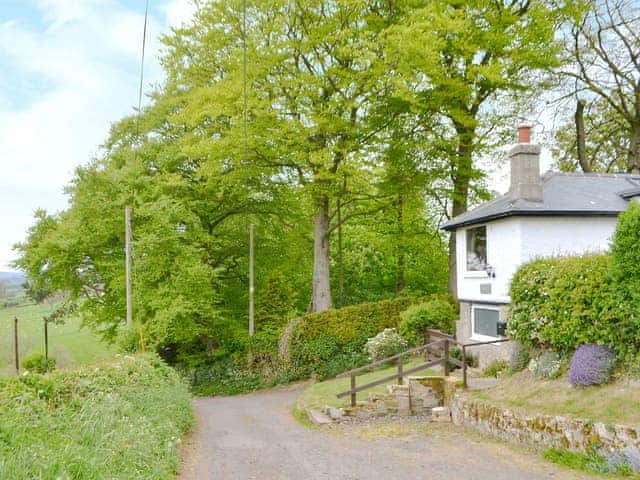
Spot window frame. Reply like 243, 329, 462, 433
465, 225, 488, 274
470, 305, 504, 342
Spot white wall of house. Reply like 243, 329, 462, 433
456, 215, 618, 304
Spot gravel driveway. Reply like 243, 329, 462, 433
179, 385, 592, 480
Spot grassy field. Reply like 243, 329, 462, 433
0, 301, 115, 375
470, 370, 640, 426
293, 357, 440, 424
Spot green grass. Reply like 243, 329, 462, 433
293, 357, 440, 424
471, 370, 640, 427
0, 354, 193, 480
543, 448, 632, 477
0, 301, 115, 374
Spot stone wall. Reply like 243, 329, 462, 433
451, 396, 640, 471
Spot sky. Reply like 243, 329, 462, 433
0, 0, 196, 271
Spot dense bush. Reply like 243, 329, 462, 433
509, 342, 531, 373
398, 299, 456, 345
0, 354, 193, 479
450, 346, 479, 370
508, 254, 639, 361
364, 328, 409, 362
611, 201, 640, 304
288, 295, 448, 379
528, 351, 562, 379
568, 344, 616, 387
22, 352, 56, 373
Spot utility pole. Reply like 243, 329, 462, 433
125, 206, 133, 326
249, 223, 255, 336
14, 316, 19, 375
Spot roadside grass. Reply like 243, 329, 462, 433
543, 449, 633, 478
0, 301, 115, 374
0, 354, 193, 480
470, 370, 640, 426
292, 356, 440, 425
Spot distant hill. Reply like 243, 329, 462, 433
0, 272, 25, 282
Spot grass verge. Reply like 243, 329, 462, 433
0, 354, 193, 480
544, 448, 633, 478
292, 357, 440, 425
470, 370, 640, 426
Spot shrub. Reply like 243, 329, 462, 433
364, 328, 409, 362
528, 351, 562, 379
288, 295, 449, 379
568, 344, 616, 387
22, 352, 56, 373
509, 342, 531, 373
508, 254, 639, 361
612, 201, 640, 301
398, 299, 456, 345
483, 359, 509, 378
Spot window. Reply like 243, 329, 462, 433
466, 226, 487, 271
472, 307, 505, 339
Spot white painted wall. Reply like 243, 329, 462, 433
456, 215, 618, 303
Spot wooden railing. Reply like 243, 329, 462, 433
335, 328, 510, 407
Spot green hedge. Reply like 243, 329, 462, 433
287, 295, 450, 379
508, 254, 639, 361
0, 354, 193, 479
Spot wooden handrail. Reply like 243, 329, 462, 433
335, 328, 512, 406
336, 339, 446, 378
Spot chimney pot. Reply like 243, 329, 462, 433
518, 124, 532, 144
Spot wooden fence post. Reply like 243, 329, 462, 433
398, 355, 403, 385
443, 339, 450, 376
350, 375, 356, 407
462, 344, 468, 388
14, 316, 19, 375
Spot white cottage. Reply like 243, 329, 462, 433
442, 125, 640, 366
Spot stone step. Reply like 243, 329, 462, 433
307, 409, 333, 425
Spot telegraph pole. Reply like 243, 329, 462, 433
125, 206, 133, 326
249, 223, 255, 337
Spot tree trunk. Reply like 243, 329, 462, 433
575, 99, 591, 173
628, 121, 640, 174
396, 195, 406, 293
448, 130, 473, 300
311, 195, 333, 312
337, 195, 344, 307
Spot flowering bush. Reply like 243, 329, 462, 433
568, 344, 616, 387
364, 328, 409, 362
528, 351, 562, 379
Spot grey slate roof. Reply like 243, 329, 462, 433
442, 172, 640, 231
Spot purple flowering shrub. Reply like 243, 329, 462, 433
568, 344, 616, 387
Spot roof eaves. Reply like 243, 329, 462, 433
441, 209, 622, 231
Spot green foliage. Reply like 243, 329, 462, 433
0, 354, 192, 480
544, 448, 633, 477
528, 352, 562, 380
509, 342, 531, 373
508, 254, 639, 361
449, 346, 478, 371
364, 328, 409, 362
482, 359, 509, 378
612, 201, 640, 306
398, 299, 456, 345
256, 270, 298, 333
22, 352, 56, 373
289, 296, 444, 379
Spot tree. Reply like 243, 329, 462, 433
384, 0, 571, 298
563, 0, 640, 173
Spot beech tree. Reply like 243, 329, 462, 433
384, 0, 572, 297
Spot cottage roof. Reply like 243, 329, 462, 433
442, 172, 640, 231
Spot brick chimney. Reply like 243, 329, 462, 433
509, 124, 543, 202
